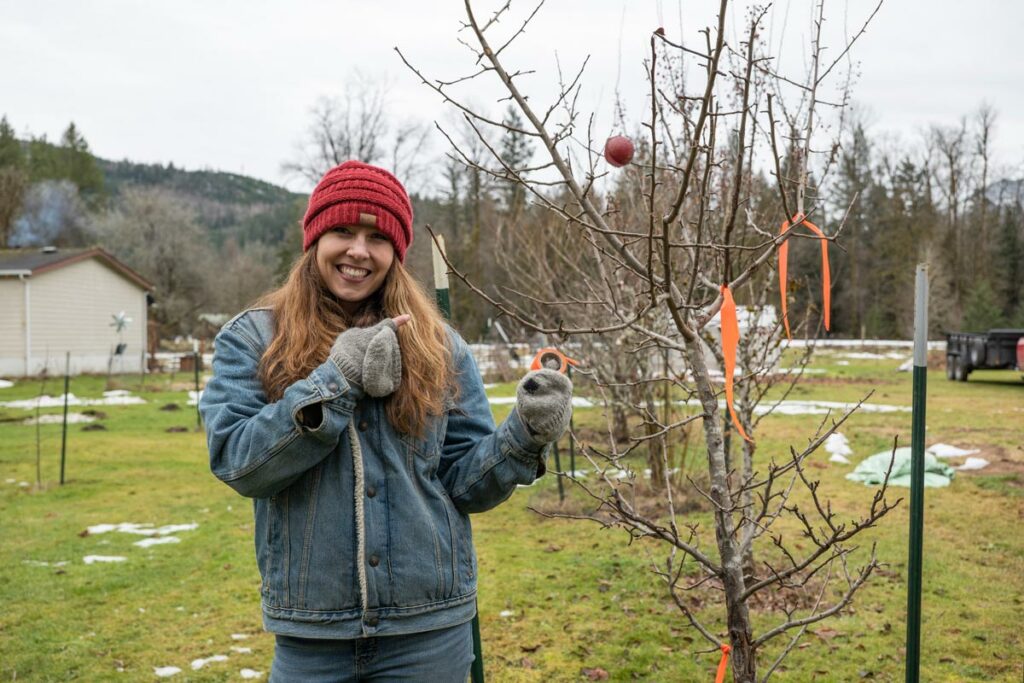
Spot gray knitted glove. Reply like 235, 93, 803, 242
329, 319, 403, 397
515, 369, 573, 443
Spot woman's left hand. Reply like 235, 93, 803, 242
515, 369, 573, 443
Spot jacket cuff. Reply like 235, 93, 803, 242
501, 407, 551, 465
290, 358, 362, 435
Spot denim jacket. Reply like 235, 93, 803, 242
199, 308, 549, 639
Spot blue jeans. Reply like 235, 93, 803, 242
269, 621, 474, 682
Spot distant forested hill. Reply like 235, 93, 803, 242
97, 158, 309, 248
99, 158, 303, 205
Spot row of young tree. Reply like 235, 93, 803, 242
431, 102, 1024, 343
2, 95, 1021, 340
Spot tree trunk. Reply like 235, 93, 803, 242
684, 338, 757, 683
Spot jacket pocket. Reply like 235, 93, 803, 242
439, 487, 461, 599
400, 411, 449, 475
296, 462, 323, 609
264, 490, 289, 607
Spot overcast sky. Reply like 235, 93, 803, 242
3, 0, 1021, 193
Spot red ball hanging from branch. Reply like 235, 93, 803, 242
604, 135, 635, 167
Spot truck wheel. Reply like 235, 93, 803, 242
955, 357, 969, 382
946, 355, 956, 380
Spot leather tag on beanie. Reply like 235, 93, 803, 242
358, 213, 378, 227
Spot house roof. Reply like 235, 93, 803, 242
0, 247, 154, 291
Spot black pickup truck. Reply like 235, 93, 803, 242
946, 328, 1024, 381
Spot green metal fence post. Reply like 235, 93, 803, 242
60, 352, 70, 485
906, 263, 928, 683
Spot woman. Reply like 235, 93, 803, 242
199, 160, 573, 682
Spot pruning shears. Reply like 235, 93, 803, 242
529, 347, 579, 375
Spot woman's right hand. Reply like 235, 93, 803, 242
330, 315, 410, 397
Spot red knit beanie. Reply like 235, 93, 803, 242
302, 161, 414, 261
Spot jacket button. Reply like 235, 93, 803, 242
367, 486, 376, 498
358, 420, 369, 431
365, 616, 379, 627
369, 554, 380, 567
327, 382, 339, 392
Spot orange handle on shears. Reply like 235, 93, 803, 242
778, 213, 831, 339
530, 347, 579, 375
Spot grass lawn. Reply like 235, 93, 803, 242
0, 352, 1021, 681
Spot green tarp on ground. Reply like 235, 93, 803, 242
845, 447, 956, 488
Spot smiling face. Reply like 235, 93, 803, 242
314, 225, 396, 314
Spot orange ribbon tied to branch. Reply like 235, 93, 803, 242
720, 284, 752, 443
714, 643, 732, 683
778, 213, 832, 339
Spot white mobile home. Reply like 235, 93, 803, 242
0, 247, 153, 376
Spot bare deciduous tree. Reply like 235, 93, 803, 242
283, 72, 432, 192
91, 187, 215, 335
401, 1, 895, 680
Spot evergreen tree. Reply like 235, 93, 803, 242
962, 279, 1006, 332
0, 116, 24, 167
498, 105, 533, 220
0, 116, 28, 247
56, 123, 104, 202
833, 120, 875, 336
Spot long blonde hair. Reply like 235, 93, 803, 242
256, 247, 452, 437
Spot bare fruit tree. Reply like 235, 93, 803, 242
400, 1, 893, 680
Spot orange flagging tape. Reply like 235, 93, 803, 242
778, 214, 832, 339
720, 285, 752, 442
715, 643, 731, 683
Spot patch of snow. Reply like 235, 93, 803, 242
499, 610, 515, 618
155, 523, 199, 534
836, 360, 850, 366
230, 646, 253, 654
191, 654, 229, 670
0, 379, 14, 388
493, 395, 910, 416
896, 358, 914, 372
676, 398, 910, 416
18, 481, 29, 487
133, 536, 181, 548
239, 670, 264, 680
825, 433, 854, 458
231, 633, 251, 641
187, 390, 202, 406
486, 396, 594, 408
83, 555, 127, 564
154, 666, 181, 677
22, 413, 95, 425
829, 454, 851, 464
927, 443, 980, 458
103, 390, 132, 397
86, 522, 198, 537
956, 457, 990, 471
22, 559, 69, 567
841, 352, 886, 360
5, 478, 14, 483
0, 393, 146, 409
769, 367, 827, 375
785, 339, 946, 350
